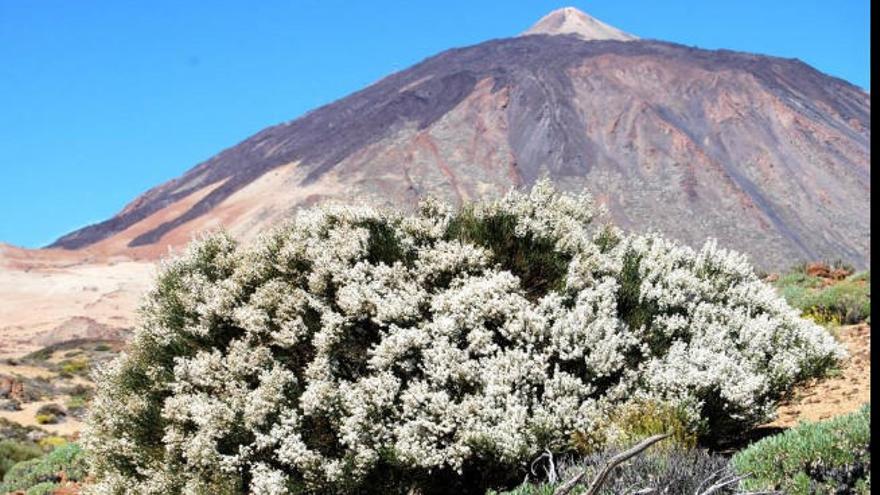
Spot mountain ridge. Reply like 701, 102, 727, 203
50, 35, 870, 270
0, 8, 870, 359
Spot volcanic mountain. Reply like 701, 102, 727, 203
48, 7, 870, 269
0, 8, 871, 357
46, 7, 870, 269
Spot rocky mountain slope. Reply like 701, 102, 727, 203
0, 8, 870, 356
47, 8, 870, 269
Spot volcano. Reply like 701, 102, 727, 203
0, 8, 870, 356
48, 8, 870, 269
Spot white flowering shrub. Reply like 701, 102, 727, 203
83, 181, 844, 494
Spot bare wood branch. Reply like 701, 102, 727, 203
553, 433, 671, 495
694, 465, 733, 494
552, 469, 587, 495
530, 449, 558, 484
546, 449, 558, 484
697, 473, 748, 495
623, 482, 658, 495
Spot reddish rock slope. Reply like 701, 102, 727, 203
46, 9, 869, 269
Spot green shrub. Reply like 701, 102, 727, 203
775, 270, 870, 325
83, 182, 843, 494
0, 440, 43, 478
58, 358, 90, 376
24, 481, 60, 495
0, 443, 86, 494
572, 400, 696, 454
732, 404, 870, 494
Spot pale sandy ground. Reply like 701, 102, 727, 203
2, 400, 83, 437
0, 363, 92, 437
767, 323, 871, 427
0, 253, 154, 359
0, 362, 56, 379
0, 362, 92, 386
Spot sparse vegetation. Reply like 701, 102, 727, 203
34, 404, 65, 425
732, 404, 870, 494
0, 443, 86, 494
771, 263, 870, 325
59, 358, 90, 377
0, 439, 43, 479
65, 394, 88, 417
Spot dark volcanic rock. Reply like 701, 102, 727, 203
49, 32, 870, 269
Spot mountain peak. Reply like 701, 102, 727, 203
522, 7, 638, 41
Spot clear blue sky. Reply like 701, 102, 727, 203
0, 0, 870, 248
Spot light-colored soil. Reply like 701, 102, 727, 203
1, 399, 83, 437
0, 363, 57, 379
0, 251, 153, 359
767, 323, 870, 427
0, 365, 92, 391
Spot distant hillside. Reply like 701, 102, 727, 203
49, 8, 870, 269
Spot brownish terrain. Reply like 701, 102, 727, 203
0, 243, 150, 359
46, 8, 870, 270
768, 323, 871, 428
0, 10, 869, 495
0, 7, 871, 378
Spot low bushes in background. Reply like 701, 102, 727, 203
0, 439, 43, 479
773, 265, 870, 325
0, 442, 86, 494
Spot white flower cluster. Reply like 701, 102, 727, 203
83, 180, 844, 494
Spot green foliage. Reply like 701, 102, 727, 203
610, 400, 696, 451
616, 249, 660, 343
445, 206, 571, 299
65, 394, 88, 412
34, 404, 65, 425
360, 218, 410, 265
59, 358, 90, 376
0, 440, 43, 479
34, 414, 56, 425
775, 270, 870, 325
24, 481, 60, 495
732, 404, 871, 494
572, 400, 696, 455
0, 443, 86, 494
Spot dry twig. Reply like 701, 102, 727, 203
553, 433, 671, 495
